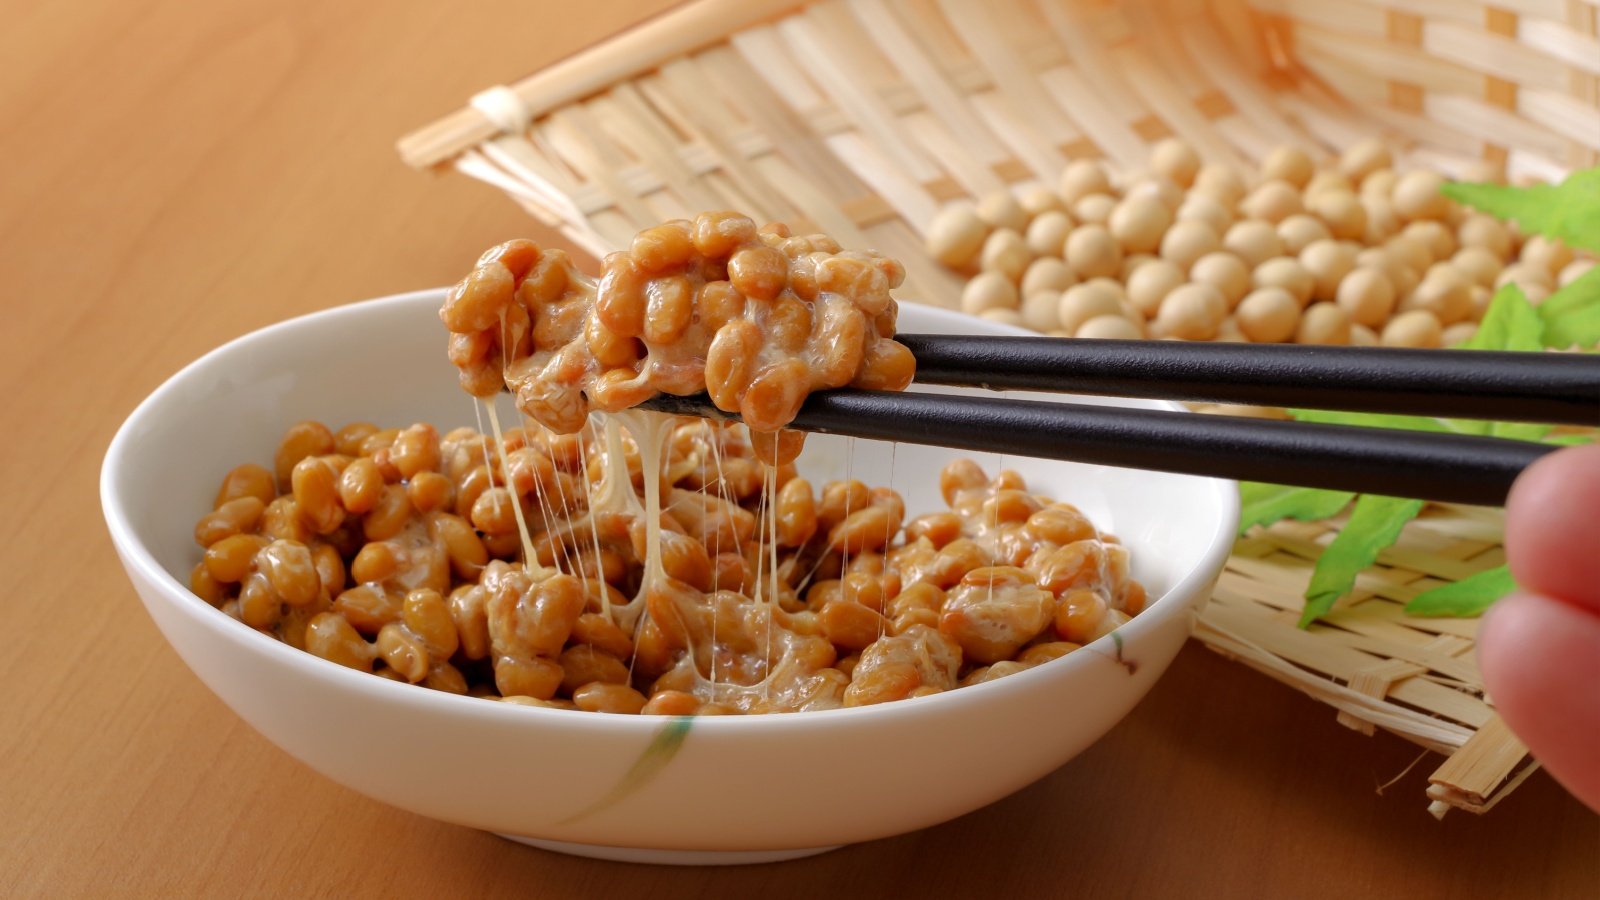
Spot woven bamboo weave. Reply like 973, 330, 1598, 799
400, 0, 1598, 310
1205, 505, 1532, 817
400, 0, 1599, 814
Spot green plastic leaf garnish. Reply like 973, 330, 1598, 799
1441, 169, 1600, 254
1238, 483, 1356, 534
1286, 407, 1451, 433
1450, 284, 1552, 442
1299, 495, 1425, 628
1405, 565, 1518, 618
1458, 283, 1543, 353
1538, 266, 1600, 350
1480, 420, 1554, 443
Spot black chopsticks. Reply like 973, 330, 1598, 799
639, 390, 1557, 506
897, 334, 1600, 425
633, 334, 1598, 506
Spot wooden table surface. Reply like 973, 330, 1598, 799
2, 1, 1595, 896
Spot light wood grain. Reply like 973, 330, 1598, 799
0, 1, 1594, 897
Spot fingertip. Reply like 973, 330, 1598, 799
1505, 444, 1600, 613
1478, 591, 1600, 812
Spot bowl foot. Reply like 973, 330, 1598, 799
494, 833, 841, 865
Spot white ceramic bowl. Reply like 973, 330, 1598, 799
102, 290, 1237, 864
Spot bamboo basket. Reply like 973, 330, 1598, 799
400, 0, 1599, 815
1205, 505, 1533, 817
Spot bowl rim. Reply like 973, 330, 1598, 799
101, 289, 1240, 733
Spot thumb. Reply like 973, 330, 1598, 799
1478, 591, 1600, 812
1504, 443, 1600, 614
